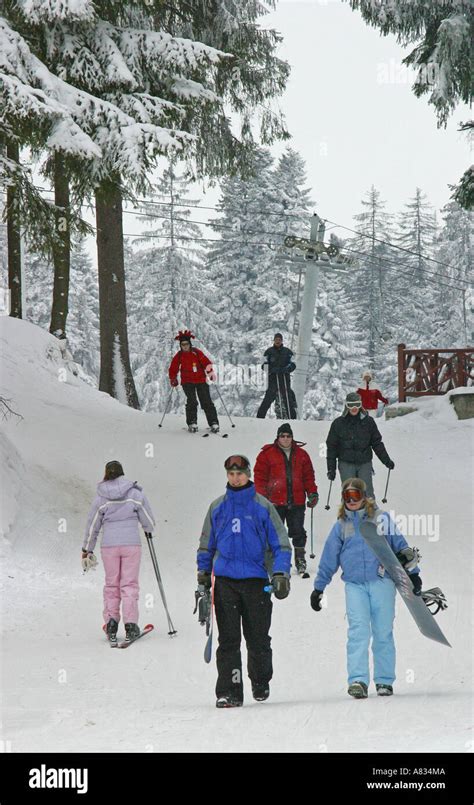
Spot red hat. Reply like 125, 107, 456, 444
175, 329, 195, 343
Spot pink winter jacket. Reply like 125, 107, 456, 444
83, 477, 155, 553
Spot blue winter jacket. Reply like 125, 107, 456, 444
314, 508, 417, 590
197, 482, 292, 579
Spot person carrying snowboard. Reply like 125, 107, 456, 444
310, 477, 422, 698
82, 460, 156, 643
256, 333, 297, 419
168, 329, 219, 433
357, 370, 389, 418
254, 422, 319, 576
326, 391, 394, 498
197, 454, 292, 708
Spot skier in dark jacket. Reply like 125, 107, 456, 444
326, 392, 394, 498
254, 422, 318, 575
197, 454, 292, 708
256, 333, 297, 419
168, 329, 219, 433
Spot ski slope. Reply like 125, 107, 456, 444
1, 318, 472, 753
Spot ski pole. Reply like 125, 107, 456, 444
275, 373, 284, 419
158, 387, 175, 428
310, 508, 315, 558
325, 481, 333, 510
283, 373, 292, 420
212, 383, 236, 428
381, 469, 391, 503
145, 533, 177, 635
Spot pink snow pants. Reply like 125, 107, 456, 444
101, 546, 142, 624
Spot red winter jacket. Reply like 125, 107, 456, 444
169, 348, 212, 385
356, 386, 388, 410
254, 441, 318, 507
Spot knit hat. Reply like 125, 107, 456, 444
362, 370, 372, 381
175, 329, 195, 344
274, 333, 283, 340
343, 391, 363, 417
277, 422, 293, 438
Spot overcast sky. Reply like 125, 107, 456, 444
256, 0, 471, 232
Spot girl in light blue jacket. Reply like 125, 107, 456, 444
311, 477, 421, 699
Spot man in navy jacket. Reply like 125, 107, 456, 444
197, 454, 291, 708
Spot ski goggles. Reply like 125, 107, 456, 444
342, 487, 365, 503
224, 455, 250, 471
345, 401, 362, 409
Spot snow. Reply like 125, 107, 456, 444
1, 317, 472, 753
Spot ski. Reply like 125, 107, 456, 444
359, 522, 451, 647
202, 431, 228, 438
297, 569, 310, 579
117, 623, 154, 649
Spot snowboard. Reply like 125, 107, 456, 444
359, 522, 451, 647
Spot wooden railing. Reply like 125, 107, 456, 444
397, 344, 474, 402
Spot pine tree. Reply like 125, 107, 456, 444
67, 240, 100, 382
206, 147, 290, 416
432, 201, 473, 346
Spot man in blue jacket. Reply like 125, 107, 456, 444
197, 454, 292, 708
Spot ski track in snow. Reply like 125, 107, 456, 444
0, 318, 472, 753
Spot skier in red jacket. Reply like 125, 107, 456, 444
253, 422, 319, 575
168, 330, 220, 433
357, 371, 389, 417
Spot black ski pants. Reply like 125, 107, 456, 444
182, 382, 218, 427
256, 374, 297, 419
214, 577, 273, 701
275, 505, 307, 549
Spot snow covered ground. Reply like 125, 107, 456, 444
1, 318, 472, 753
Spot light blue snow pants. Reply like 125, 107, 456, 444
345, 577, 396, 686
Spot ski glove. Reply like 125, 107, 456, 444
271, 573, 290, 600
410, 573, 422, 596
205, 365, 217, 382
170, 378, 179, 387
386, 460, 395, 470
327, 470, 336, 481
310, 589, 324, 611
197, 571, 212, 590
283, 362, 296, 374
82, 552, 98, 572
307, 492, 319, 509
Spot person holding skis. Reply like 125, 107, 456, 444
254, 422, 319, 576
310, 477, 422, 698
82, 460, 155, 644
197, 454, 292, 708
356, 370, 389, 417
168, 330, 220, 433
326, 391, 394, 498
256, 333, 297, 419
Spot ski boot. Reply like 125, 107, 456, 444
106, 618, 119, 644
295, 547, 309, 577
124, 623, 140, 642
188, 424, 198, 433
252, 683, 270, 702
216, 695, 243, 709
210, 423, 220, 434
348, 681, 368, 699
376, 684, 393, 696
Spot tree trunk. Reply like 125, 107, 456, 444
49, 153, 71, 339
95, 177, 140, 409
6, 141, 22, 319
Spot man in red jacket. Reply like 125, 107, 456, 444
168, 330, 220, 433
253, 423, 319, 575
357, 371, 389, 417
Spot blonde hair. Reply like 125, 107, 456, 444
337, 477, 376, 519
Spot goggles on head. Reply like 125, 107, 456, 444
342, 487, 364, 503
224, 455, 250, 472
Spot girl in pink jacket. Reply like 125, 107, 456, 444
83, 460, 155, 643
